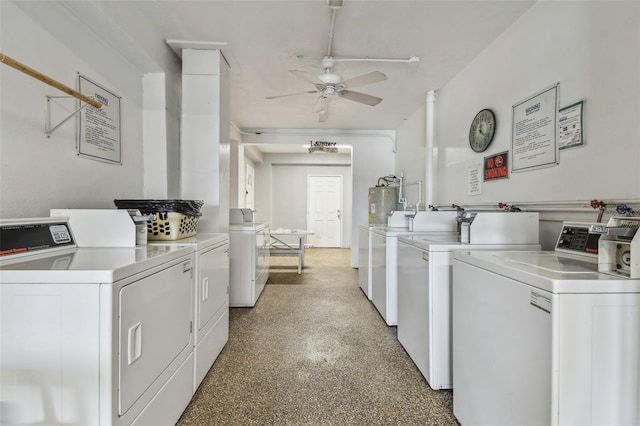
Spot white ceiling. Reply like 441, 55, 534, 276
60, 0, 535, 133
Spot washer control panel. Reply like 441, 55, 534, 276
0, 218, 76, 258
555, 222, 602, 256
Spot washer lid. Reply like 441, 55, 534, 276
500, 251, 598, 274
0, 244, 192, 284
453, 250, 640, 294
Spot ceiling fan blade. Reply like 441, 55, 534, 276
312, 96, 330, 113
319, 110, 328, 122
337, 90, 382, 106
290, 70, 324, 85
340, 71, 387, 89
265, 90, 317, 100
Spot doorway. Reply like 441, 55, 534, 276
307, 175, 342, 248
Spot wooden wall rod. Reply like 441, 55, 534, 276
0, 53, 103, 109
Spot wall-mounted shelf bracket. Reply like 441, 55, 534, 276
0, 53, 104, 137
45, 95, 95, 137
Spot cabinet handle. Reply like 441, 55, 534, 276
128, 322, 142, 365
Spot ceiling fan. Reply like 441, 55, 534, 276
265, 0, 398, 122
266, 56, 387, 122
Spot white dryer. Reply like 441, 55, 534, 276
149, 233, 229, 392
0, 218, 195, 426
452, 219, 640, 425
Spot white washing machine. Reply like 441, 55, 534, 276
149, 233, 229, 392
371, 211, 460, 326
397, 228, 540, 390
0, 218, 195, 426
452, 219, 640, 425
229, 222, 270, 307
358, 224, 382, 300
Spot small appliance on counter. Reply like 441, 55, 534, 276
598, 216, 640, 278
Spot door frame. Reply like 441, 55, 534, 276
307, 174, 343, 248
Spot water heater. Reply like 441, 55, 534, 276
368, 186, 398, 224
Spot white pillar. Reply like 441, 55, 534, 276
425, 90, 436, 207
180, 49, 230, 232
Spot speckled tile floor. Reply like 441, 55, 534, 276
177, 248, 458, 425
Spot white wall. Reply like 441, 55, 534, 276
143, 73, 169, 198
255, 154, 352, 248
392, 1, 640, 249
433, 1, 640, 205
0, 1, 184, 218
242, 130, 395, 266
0, 2, 144, 217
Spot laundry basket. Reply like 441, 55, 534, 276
114, 199, 203, 240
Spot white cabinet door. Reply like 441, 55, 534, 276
119, 258, 193, 415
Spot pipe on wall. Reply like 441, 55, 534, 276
425, 91, 436, 207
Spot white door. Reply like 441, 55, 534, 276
307, 175, 342, 247
245, 163, 255, 210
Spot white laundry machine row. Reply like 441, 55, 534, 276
452, 218, 640, 425
396, 229, 540, 390
370, 211, 460, 326
148, 233, 229, 392
0, 218, 197, 425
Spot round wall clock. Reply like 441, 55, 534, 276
468, 109, 496, 153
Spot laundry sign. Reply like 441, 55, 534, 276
77, 74, 122, 165
308, 140, 338, 153
484, 151, 509, 181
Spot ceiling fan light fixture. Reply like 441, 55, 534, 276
318, 72, 342, 85
324, 86, 336, 95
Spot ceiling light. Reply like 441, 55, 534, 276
328, 0, 344, 9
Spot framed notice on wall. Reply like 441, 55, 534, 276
559, 100, 584, 150
467, 164, 482, 195
77, 74, 122, 165
511, 83, 559, 173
